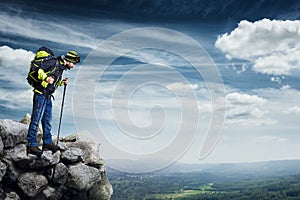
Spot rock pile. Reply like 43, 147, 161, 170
0, 117, 113, 200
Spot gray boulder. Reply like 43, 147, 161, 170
0, 118, 113, 199
50, 162, 68, 185
66, 163, 101, 191
61, 133, 80, 142
17, 172, 48, 197
42, 186, 56, 199
41, 150, 61, 165
41, 186, 63, 200
57, 141, 68, 151
89, 173, 113, 200
4, 144, 27, 163
0, 136, 4, 154
4, 146, 60, 170
3, 159, 20, 182
68, 140, 102, 167
18, 113, 31, 125
4, 192, 20, 200
61, 147, 84, 164
65, 133, 102, 168
0, 160, 7, 181
0, 120, 27, 148
28, 150, 61, 169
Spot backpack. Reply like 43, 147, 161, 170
26, 46, 56, 89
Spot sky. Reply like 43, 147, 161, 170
0, 0, 300, 172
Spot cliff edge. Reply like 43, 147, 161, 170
0, 115, 113, 200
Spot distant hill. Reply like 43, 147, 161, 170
161, 159, 300, 179
107, 159, 300, 179
107, 159, 300, 199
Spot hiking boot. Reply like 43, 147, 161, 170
43, 143, 60, 153
27, 146, 43, 157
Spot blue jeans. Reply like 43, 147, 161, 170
27, 93, 53, 146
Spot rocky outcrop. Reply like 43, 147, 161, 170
0, 116, 113, 200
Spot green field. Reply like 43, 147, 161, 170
148, 184, 216, 199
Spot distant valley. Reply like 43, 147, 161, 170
107, 159, 300, 199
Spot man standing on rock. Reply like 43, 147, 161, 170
27, 47, 80, 156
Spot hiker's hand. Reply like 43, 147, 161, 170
46, 76, 54, 84
63, 78, 69, 85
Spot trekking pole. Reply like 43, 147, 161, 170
52, 84, 66, 181
56, 84, 67, 145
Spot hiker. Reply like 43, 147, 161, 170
27, 47, 80, 156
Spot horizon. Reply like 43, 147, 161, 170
0, 0, 300, 172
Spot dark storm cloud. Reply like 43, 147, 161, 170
2, 0, 300, 21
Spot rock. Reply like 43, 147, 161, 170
57, 141, 68, 151
4, 192, 20, 200
89, 173, 113, 200
3, 159, 20, 182
0, 136, 4, 154
62, 189, 88, 200
18, 113, 31, 124
61, 133, 80, 142
5, 147, 60, 170
50, 163, 68, 185
32, 185, 64, 200
67, 139, 102, 168
66, 163, 101, 191
42, 186, 56, 199
41, 150, 61, 165
28, 151, 60, 169
17, 172, 48, 198
97, 159, 106, 173
61, 147, 84, 164
4, 144, 27, 163
0, 120, 27, 148
0, 161, 7, 181
0, 117, 113, 199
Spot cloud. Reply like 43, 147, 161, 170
225, 92, 276, 126
0, 12, 97, 48
215, 19, 300, 75
0, 45, 46, 93
236, 64, 248, 74
0, 45, 34, 70
166, 82, 199, 95
270, 76, 285, 84
255, 135, 288, 143
0, 46, 74, 117
0, 46, 35, 89
0, 89, 32, 109
285, 106, 300, 115
226, 92, 265, 105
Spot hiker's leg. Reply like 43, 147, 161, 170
41, 97, 53, 145
27, 93, 46, 147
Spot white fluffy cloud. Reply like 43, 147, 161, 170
0, 45, 34, 70
166, 82, 199, 95
0, 46, 71, 115
215, 19, 300, 75
285, 106, 300, 115
225, 92, 276, 126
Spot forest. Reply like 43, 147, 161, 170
107, 160, 300, 199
